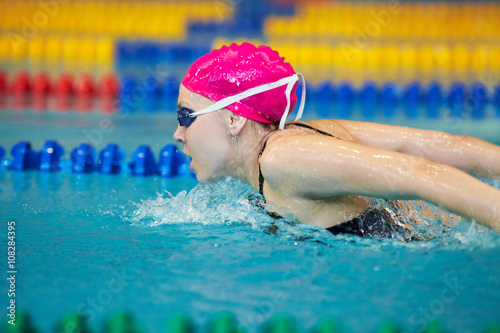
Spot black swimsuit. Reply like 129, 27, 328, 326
256, 122, 406, 238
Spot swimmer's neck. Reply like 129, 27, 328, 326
228, 121, 276, 191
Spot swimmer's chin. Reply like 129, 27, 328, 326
195, 173, 229, 184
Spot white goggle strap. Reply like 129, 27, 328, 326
278, 72, 306, 130
189, 74, 298, 118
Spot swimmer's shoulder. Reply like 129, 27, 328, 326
258, 121, 357, 199
286, 119, 359, 142
260, 119, 356, 172
260, 119, 357, 153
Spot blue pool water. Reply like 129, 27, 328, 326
1, 112, 500, 332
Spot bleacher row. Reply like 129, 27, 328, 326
216, 38, 500, 84
0, 0, 499, 118
6, 1, 490, 40
266, 2, 500, 39
0, 0, 231, 39
1, 70, 499, 121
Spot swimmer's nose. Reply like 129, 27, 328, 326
173, 125, 186, 143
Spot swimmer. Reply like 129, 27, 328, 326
173, 42, 500, 238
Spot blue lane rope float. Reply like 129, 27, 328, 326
1, 140, 195, 178
40, 140, 64, 172
159, 144, 186, 178
130, 145, 157, 176
98, 143, 126, 175
4, 311, 500, 333
8, 141, 40, 171
71, 143, 97, 174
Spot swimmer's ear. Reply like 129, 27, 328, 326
227, 111, 247, 136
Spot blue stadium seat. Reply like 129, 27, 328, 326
426, 81, 442, 119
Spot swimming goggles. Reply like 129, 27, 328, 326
177, 107, 196, 127
177, 73, 306, 130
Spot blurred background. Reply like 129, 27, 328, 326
2, 2, 500, 332
0, 0, 499, 121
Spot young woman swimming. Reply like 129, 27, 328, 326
173, 42, 500, 237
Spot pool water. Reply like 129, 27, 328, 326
1, 112, 500, 332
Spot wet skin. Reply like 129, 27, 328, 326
174, 85, 369, 227
175, 85, 500, 232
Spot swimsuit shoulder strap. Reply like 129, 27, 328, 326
257, 136, 284, 220
258, 138, 269, 196
287, 121, 336, 138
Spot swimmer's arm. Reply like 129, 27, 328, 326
261, 136, 500, 232
334, 120, 500, 178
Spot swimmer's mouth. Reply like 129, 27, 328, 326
182, 149, 194, 172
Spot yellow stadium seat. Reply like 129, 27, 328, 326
451, 43, 470, 81
28, 36, 45, 60
45, 35, 62, 61
278, 43, 298, 66
346, 47, 363, 73
0, 3, 6, 31
488, 47, 500, 75
451, 43, 469, 69
316, 44, 332, 66
434, 43, 451, 68
381, 44, 402, 82
9, 34, 28, 60
96, 38, 114, 64
383, 44, 401, 68
366, 46, 383, 69
78, 37, 95, 63
288, 19, 302, 38
0, 34, 11, 60
470, 45, 489, 73
400, 44, 417, 68
332, 45, 349, 66
62, 35, 79, 62
2, 0, 500, 83
418, 44, 435, 69
298, 44, 316, 66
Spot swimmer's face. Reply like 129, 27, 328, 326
174, 84, 233, 183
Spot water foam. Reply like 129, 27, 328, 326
126, 177, 330, 243
126, 177, 500, 246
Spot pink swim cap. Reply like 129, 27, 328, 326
181, 42, 298, 124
